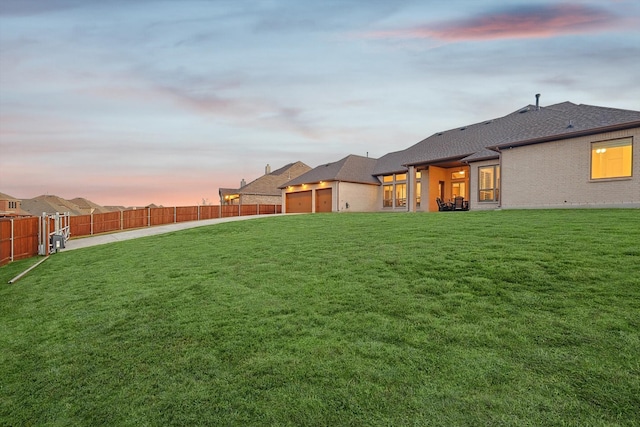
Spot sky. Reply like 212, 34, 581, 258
1, 0, 639, 207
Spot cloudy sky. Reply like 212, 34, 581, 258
1, 0, 639, 206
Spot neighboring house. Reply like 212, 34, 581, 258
279, 155, 379, 213
219, 161, 311, 206
0, 192, 30, 217
282, 99, 640, 212
20, 195, 86, 216
70, 197, 114, 215
15, 194, 120, 216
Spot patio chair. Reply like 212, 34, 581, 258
452, 196, 469, 211
436, 198, 452, 211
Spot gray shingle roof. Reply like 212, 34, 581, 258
20, 195, 85, 216
222, 161, 312, 196
281, 155, 380, 187
373, 102, 640, 175
0, 192, 19, 201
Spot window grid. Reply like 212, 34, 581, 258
478, 165, 500, 202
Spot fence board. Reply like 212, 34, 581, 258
258, 204, 280, 215
0, 220, 11, 266
176, 206, 198, 222
14, 217, 40, 262
93, 211, 122, 235
241, 205, 258, 216
150, 207, 174, 226
221, 205, 240, 217
199, 205, 220, 219
0, 217, 40, 266
123, 209, 147, 229
70, 215, 92, 237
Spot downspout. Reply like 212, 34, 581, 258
336, 181, 340, 212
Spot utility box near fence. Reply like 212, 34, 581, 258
51, 235, 65, 252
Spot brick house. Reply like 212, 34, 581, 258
219, 161, 311, 206
281, 100, 640, 212
280, 155, 380, 213
0, 192, 30, 217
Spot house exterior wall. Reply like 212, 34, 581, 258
282, 181, 379, 213
240, 194, 282, 205
500, 128, 640, 208
418, 170, 428, 212
469, 159, 500, 211
427, 167, 448, 212
338, 181, 379, 212
0, 198, 21, 216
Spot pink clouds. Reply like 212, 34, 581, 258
365, 4, 620, 41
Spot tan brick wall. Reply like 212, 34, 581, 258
282, 181, 380, 212
338, 182, 380, 212
240, 194, 282, 205
500, 128, 639, 208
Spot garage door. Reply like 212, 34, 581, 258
315, 188, 332, 212
286, 191, 312, 213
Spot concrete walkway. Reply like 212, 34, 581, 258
62, 214, 286, 251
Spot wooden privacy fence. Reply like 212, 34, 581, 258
0, 204, 282, 266
0, 216, 40, 266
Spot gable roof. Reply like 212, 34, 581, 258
0, 192, 19, 201
373, 102, 640, 175
70, 197, 113, 214
281, 155, 380, 187
20, 195, 85, 216
221, 161, 312, 197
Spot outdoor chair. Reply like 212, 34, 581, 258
436, 198, 452, 211
452, 196, 469, 211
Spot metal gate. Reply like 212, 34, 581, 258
39, 212, 70, 255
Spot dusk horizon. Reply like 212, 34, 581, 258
2, 0, 639, 207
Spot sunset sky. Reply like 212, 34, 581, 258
1, 0, 639, 207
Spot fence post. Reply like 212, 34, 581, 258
174, 206, 177, 223
197, 205, 200, 221
90, 211, 94, 235
120, 210, 123, 230
10, 218, 14, 262
147, 207, 151, 227
38, 214, 42, 255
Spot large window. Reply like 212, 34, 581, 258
382, 173, 407, 208
452, 182, 466, 198
479, 165, 500, 202
395, 183, 407, 207
383, 185, 393, 207
591, 138, 632, 179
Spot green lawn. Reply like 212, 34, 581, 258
1, 210, 639, 426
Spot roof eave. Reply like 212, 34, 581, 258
404, 154, 473, 168
489, 121, 640, 150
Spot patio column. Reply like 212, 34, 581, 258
408, 165, 416, 212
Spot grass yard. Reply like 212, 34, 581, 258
1, 210, 639, 426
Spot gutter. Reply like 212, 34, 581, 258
403, 154, 473, 168
488, 120, 640, 151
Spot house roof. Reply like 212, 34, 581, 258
0, 192, 32, 217
20, 195, 88, 216
281, 155, 380, 187
70, 197, 113, 214
221, 161, 312, 196
373, 102, 640, 175
0, 192, 19, 201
